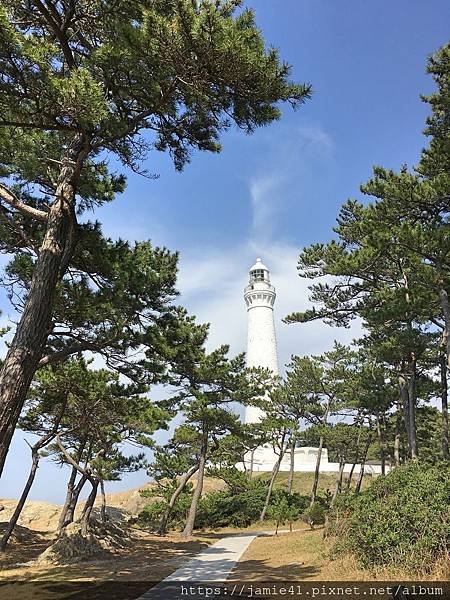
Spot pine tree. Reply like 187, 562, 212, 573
0, 0, 311, 474
164, 347, 271, 536
286, 343, 353, 505
285, 45, 449, 462
21, 358, 167, 534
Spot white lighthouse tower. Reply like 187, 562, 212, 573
239, 258, 389, 475
241, 257, 281, 472
243, 258, 279, 424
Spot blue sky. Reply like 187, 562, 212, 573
1, 0, 449, 503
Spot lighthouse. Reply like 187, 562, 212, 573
243, 258, 279, 424
240, 258, 389, 475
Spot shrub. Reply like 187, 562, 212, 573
138, 500, 168, 529
138, 483, 193, 530
196, 479, 268, 528
267, 497, 300, 534
301, 501, 327, 527
196, 483, 311, 529
331, 462, 450, 573
271, 488, 310, 512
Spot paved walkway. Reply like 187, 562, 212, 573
137, 533, 257, 599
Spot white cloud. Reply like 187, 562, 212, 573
244, 120, 334, 242
175, 120, 350, 369
177, 251, 241, 299
297, 124, 334, 155
177, 241, 362, 374
249, 174, 283, 239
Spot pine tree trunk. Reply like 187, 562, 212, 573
330, 455, 345, 508
310, 436, 324, 507
394, 401, 402, 467
81, 480, 98, 535
399, 369, 410, 449
399, 267, 419, 461
0, 448, 40, 552
310, 404, 330, 505
438, 280, 450, 369
158, 464, 199, 535
399, 364, 418, 460
260, 449, 285, 521
407, 357, 418, 459
347, 460, 357, 489
440, 341, 449, 460
58, 467, 78, 532
346, 423, 362, 489
182, 446, 207, 537
376, 413, 387, 475
58, 437, 88, 531
248, 449, 254, 481
355, 433, 372, 494
355, 465, 365, 494
100, 479, 107, 523
61, 474, 88, 531
0, 136, 88, 477
286, 437, 296, 495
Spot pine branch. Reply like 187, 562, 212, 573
33, 0, 75, 68
0, 203, 38, 253
0, 183, 48, 222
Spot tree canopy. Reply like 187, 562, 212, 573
0, 0, 311, 474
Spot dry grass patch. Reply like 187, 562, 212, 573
229, 529, 446, 582
229, 529, 342, 581
255, 471, 373, 495
0, 527, 218, 600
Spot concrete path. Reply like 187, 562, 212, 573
137, 533, 257, 599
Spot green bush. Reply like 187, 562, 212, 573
271, 488, 310, 512
138, 483, 193, 530
331, 462, 450, 573
138, 499, 168, 528
301, 501, 327, 526
267, 497, 300, 533
196, 479, 268, 528
196, 482, 311, 529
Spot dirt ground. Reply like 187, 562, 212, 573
0, 526, 218, 600
1, 525, 447, 599
0, 473, 420, 600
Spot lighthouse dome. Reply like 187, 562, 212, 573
249, 257, 270, 282
250, 257, 268, 272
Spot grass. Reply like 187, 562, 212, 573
254, 470, 373, 494
206, 519, 310, 535
228, 529, 366, 581
229, 528, 449, 582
